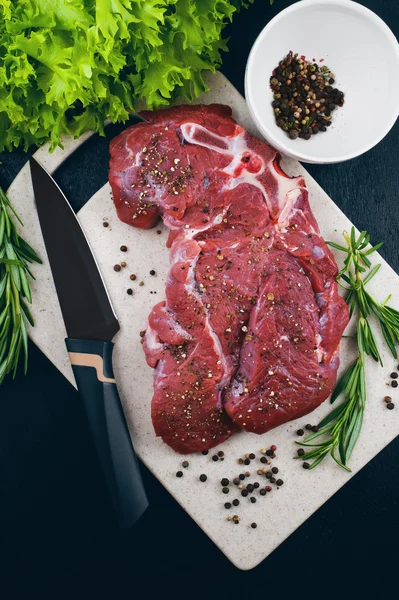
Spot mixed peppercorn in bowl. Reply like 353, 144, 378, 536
245, 0, 399, 164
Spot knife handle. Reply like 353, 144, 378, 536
65, 338, 148, 530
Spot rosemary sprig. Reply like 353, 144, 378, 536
0, 187, 41, 383
295, 227, 399, 471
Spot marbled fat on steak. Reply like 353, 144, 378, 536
109, 104, 349, 453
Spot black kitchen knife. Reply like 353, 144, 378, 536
29, 157, 148, 530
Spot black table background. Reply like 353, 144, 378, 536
0, 1, 398, 596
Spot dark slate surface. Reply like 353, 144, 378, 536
0, 1, 398, 596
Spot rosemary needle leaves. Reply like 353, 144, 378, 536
295, 227, 399, 471
0, 187, 41, 383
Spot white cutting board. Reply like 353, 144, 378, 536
7, 72, 399, 570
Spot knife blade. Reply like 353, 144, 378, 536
30, 157, 148, 529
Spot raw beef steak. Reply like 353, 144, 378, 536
109, 104, 349, 453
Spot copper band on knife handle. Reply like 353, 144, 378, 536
68, 352, 116, 384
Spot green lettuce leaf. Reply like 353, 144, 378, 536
0, 0, 257, 152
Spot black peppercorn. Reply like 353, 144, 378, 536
212, 455, 219, 461
250, 497, 256, 504
260, 456, 267, 464
127, 288, 133, 295
276, 479, 284, 486
392, 381, 398, 388
390, 372, 398, 379
266, 449, 273, 457
297, 448, 305, 456
297, 428, 304, 436
176, 471, 183, 478
224, 502, 231, 509
270, 477, 276, 484
244, 458, 250, 465
233, 499, 240, 507
113, 264, 121, 272
312, 425, 319, 433
182, 461, 189, 468
199, 474, 207, 482
233, 478, 240, 486
202, 449, 209, 455
241, 489, 249, 497
120, 245, 127, 252
253, 482, 260, 489
222, 487, 229, 494
271, 467, 279, 474
305, 424, 313, 431
260, 489, 266, 496
387, 403, 395, 410
265, 472, 272, 479
303, 462, 310, 469
218, 451, 224, 457
246, 484, 254, 493
251, 522, 257, 529
249, 453, 256, 460
221, 478, 229, 487
239, 474, 245, 481
149, 269, 156, 276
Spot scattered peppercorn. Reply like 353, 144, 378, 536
265, 486, 272, 492
297, 448, 305, 456
244, 458, 250, 465
245, 471, 251, 477
390, 372, 398, 379
120, 261, 127, 268
305, 424, 313, 431
253, 482, 260, 489
260, 456, 267, 464
182, 461, 189, 468
127, 288, 133, 295
156, 230, 162, 235
251, 522, 257, 529
139, 281, 144, 286
250, 497, 256, 504
265, 472, 272, 479
176, 471, 183, 478
212, 455, 219, 462
199, 474, 207, 482
276, 479, 284, 486
246, 484, 254, 493
103, 222, 109, 228
249, 453, 256, 460
312, 425, 319, 433
120, 245, 127, 252
387, 403, 395, 410
222, 487, 229, 494
266, 449, 273, 457
260, 448, 267, 455
218, 451, 224, 457
232, 499, 240, 506
130, 274, 137, 281
239, 473, 245, 481
233, 478, 240, 486
297, 429, 304, 436
221, 478, 229, 487
113, 264, 121, 272
270, 445, 277, 452
238, 458, 244, 464
150, 270, 156, 276
241, 489, 249, 497
270, 477, 276, 484
384, 396, 392, 403
271, 467, 279, 474
303, 462, 310, 469
260, 489, 267, 496
392, 381, 398, 388
224, 502, 231, 509
202, 450, 209, 455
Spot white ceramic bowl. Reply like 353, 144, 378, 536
245, 0, 399, 164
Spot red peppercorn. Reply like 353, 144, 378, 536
265, 486, 272, 492
270, 445, 277, 452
